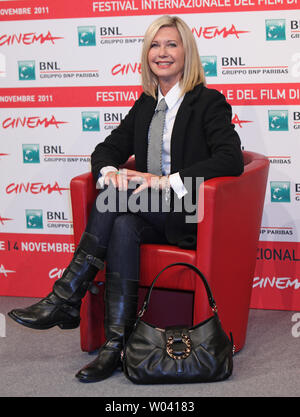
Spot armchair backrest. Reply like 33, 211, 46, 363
196, 150, 269, 269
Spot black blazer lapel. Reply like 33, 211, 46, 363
170, 84, 204, 173
170, 102, 193, 173
135, 95, 156, 172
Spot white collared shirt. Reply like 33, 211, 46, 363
98, 82, 188, 199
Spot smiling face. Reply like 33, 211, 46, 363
148, 26, 185, 92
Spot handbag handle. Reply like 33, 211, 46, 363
138, 262, 218, 319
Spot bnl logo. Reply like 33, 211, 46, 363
22, 144, 40, 163
25, 209, 43, 229
266, 19, 286, 41
200, 56, 217, 77
18, 60, 36, 80
82, 112, 100, 131
268, 110, 289, 131
78, 26, 96, 46
270, 181, 290, 203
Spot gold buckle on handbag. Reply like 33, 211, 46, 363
166, 334, 192, 360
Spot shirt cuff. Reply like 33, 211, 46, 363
96, 166, 118, 189
169, 172, 188, 199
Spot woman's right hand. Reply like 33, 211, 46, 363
104, 170, 129, 191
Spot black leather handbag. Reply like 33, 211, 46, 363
123, 262, 234, 384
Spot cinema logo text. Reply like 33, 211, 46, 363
2, 115, 67, 129
0, 264, 15, 278
49, 267, 66, 280
6, 182, 69, 195
0, 31, 63, 46
232, 113, 253, 128
111, 62, 141, 76
192, 24, 249, 39
0, 215, 13, 225
253, 276, 300, 290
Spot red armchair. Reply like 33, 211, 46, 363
70, 151, 269, 353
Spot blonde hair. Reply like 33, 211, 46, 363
141, 15, 206, 98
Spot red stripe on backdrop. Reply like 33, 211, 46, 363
209, 83, 300, 106
0, 86, 143, 108
0, 0, 299, 21
251, 241, 300, 311
2, 233, 300, 307
0, 233, 74, 297
0, 84, 299, 108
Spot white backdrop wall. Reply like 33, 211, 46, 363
0, 0, 300, 310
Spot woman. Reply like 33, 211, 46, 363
8, 15, 243, 383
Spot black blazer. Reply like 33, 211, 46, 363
91, 83, 244, 248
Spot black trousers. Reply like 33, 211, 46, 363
85, 185, 169, 282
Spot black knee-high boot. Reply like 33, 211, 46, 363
8, 232, 106, 330
75, 272, 139, 383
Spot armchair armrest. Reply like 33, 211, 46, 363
70, 172, 98, 246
